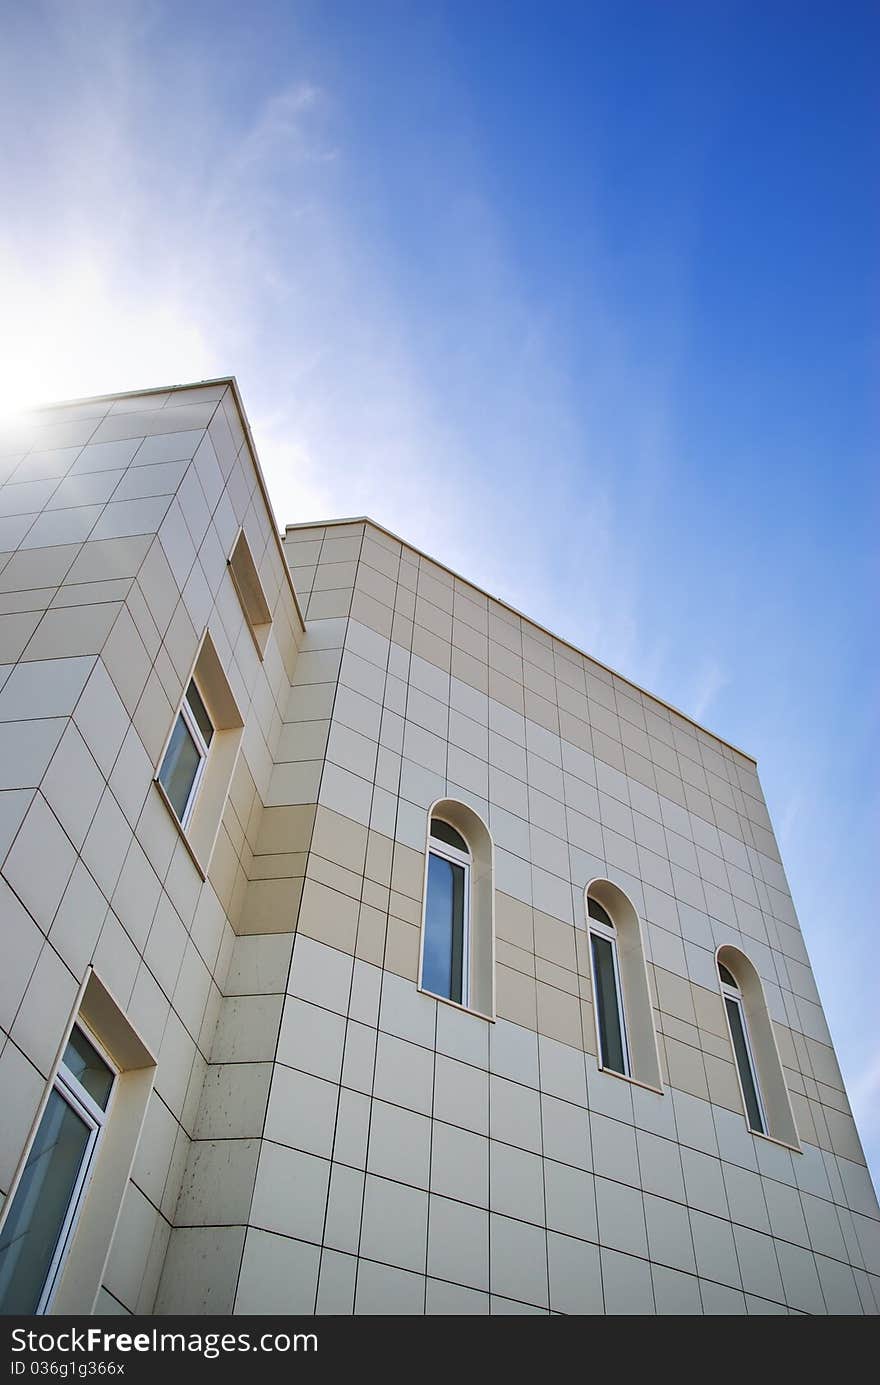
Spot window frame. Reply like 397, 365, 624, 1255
588, 904, 631, 1078
423, 819, 472, 1009
160, 679, 213, 829
719, 971, 767, 1136
7, 1024, 118, 1316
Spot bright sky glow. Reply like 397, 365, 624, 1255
1, 1, 877, 1181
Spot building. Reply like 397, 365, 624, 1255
0, 377, 876, 1317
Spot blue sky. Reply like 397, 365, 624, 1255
1, 1, 877, 1180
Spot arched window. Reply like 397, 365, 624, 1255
588, 897, 629, 1076
423, 817, 472, 1006
419, 800, 495, 1017
716, 946, 799, 1147
586, 881, 661, 1090
718, 962, 766, 1134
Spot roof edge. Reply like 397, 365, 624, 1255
21, 383, 754, 763
284, 515, 758, 766
25, 377, 306, 635
224, 379, 306, 635
22, 376, 239, 411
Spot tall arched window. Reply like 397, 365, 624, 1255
419, 800, 495, 1017
718, 962, 766, 1134
588, 897, 629, 1076
586, 881, 662, 1090
423, 817, 472, 1006
716, 946, 799, 1147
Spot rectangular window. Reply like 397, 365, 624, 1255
724, 993, 765, 1134
0, 1027, 115, 1315
423, 849, 469, 1006
590, 929, 629, 1076
157, 678, 214, 827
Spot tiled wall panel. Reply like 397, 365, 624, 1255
0, 383, 302, 1314
242, 516, 878, 1315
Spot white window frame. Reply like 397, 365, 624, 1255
720, 974, 767, 1135
161, 680, 213, 829
425, 822, 472, 1009
32, 1026, 117, 1315
589, 910, 631, 1077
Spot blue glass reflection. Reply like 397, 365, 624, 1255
423, 852, 465, 1003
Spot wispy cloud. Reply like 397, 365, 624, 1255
0, 1, 685, 705
0, 13, 748, 736
691, 658, 729, 723
775, 788, 806, 856
849, 1049, 880, 1151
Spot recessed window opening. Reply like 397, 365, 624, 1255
0, 1026, 116, 1315
228, 528, 272, 658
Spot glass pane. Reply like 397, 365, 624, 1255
591, 933, 626, 1074
587, 897, 614, 930
422, 852, 466, 1004
158, 713, 202, 821
725, 996, 764, 1133
185, 680, 213, 746
718, 963, 737, 988
0, 1091, 92, 1314
429, 819, 468, 854
63, 1028, 114, 1110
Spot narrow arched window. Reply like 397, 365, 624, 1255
420, 801, 495, 1018
719, 960, 766, 1135
715, 946, 799, 1147
422, 817, 472, 1006
588, 896, 629, 1076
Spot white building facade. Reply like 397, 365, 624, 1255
0, 379, 876, 1316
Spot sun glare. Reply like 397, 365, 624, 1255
0, 257, 215, 420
